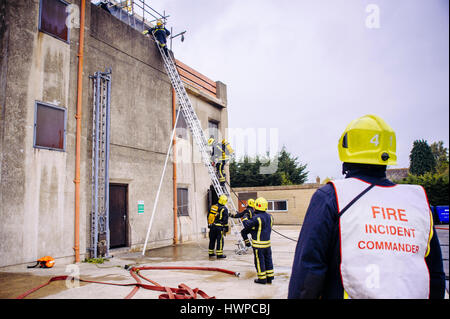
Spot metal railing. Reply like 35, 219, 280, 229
91, 0, 169, 32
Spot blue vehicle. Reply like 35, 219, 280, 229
431, 206, 449, 224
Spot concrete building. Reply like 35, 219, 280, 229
231, 184, 321, 225
0, 0, 228, 267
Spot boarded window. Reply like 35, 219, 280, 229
177, 187, 189, 216
39, 0, 70, 42
34, 102, 66, 151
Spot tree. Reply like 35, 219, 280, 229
409, 139, 436, 176
395, 140, 449, 206
273, 148, 308, 185
230, 147, 309, 187
430, 141, 449, 175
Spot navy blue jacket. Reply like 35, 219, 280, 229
148, 26, 170, 44
234, 206, 254, 220
243, 210, 273, 248
212, 204, 228, 229
288, 164, 446, 299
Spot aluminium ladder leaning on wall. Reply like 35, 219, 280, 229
154, 36, 249, 255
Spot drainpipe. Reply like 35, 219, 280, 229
172, 88, 178, 245
74, 0, 86, 263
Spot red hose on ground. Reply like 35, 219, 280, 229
132, 265, 239, 276
15, 265, 239, 299
129, 266, 240, 299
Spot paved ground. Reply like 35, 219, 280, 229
436, 225, 449, 293
0, 225, 448, 299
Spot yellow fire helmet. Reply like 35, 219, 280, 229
247, 198, 255, 208
255, 197, 268, 212
338, 114, 397, 166
208, 138, 215, 146
156, 19, 163, 26
218, 194, 228, 205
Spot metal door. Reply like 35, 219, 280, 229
109, 184, 128, 248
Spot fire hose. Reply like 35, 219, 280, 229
16, 265, 239, 299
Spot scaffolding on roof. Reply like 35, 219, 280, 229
92, 0, 169, 32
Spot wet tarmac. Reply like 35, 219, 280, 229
0, 225, 448, 299
0, 226, 300, 299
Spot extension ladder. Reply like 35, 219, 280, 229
154, 38, 249, 255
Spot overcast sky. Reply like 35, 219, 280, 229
136, 0, 449, 182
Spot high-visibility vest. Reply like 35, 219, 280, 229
330, 178, 433, 299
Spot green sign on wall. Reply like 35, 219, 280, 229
138, 200, 144, 214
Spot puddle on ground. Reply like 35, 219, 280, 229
0, 272, 84, 299
0, 272, 132, 299
119, 242, 210, 265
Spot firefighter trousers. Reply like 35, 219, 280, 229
241, 227, 252, 246
208, 226, 225, 256
253, 247, 274, 282
216, 161, 226, 185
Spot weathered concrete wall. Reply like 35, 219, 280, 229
87, 4, 174, 251
231, 184, 321, 225
0, 0, 79, 267
0, 0, 228, 267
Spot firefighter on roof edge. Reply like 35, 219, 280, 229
143, 19, 170, 56
207, 194, 229, 259
242, 197, 274, 284
288, 114, 445, 299
208, 137, 234, 189
230, 198, 256, 247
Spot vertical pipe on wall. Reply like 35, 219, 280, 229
74, 0, 86, 263
172, 88, 178, 245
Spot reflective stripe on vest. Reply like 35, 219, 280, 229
330, 178, 432, 299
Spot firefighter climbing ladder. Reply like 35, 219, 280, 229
142, 36, 248, 255
90, 69, 112, 259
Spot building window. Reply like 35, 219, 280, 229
34, 101, 66, 151
267, 200, 288, 212
39, 0, 70, 43
208, 120, 219, 141
177, 187, 189, 216
176, 109, 188, 139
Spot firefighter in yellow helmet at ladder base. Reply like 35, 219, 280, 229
230, 198, 256, 247
142, 19, 171, 57
242, 197, 274, 284
288, 114, 446, 299
208, 137, 234, 191
207, 194, 229, 259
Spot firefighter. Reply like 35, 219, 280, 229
288, 114, 445, 299
243, 197, 274, 284
207, 194, 229, 259
143, 19, 170, 56
230, 198, 255, 247
208, 137, 234, 188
